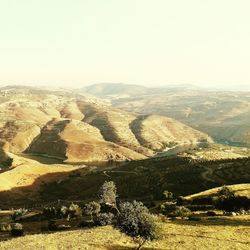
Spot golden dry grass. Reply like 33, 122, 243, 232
0, 216, 249, 250
185, 184, 250, 200
0, 154, 81, 192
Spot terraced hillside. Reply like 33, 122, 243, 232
0, 86, 211, 164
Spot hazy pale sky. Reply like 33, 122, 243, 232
0, 0, 250, 89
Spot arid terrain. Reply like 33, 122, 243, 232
0, 86, 211, 164
83, 83, 250, 147
0, 217, 249, 250
0, 184, 249, 249
0, 84, 249, 250
0, 85, 249, 206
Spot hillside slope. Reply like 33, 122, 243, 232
0, 221, 249, 250
0, 86, 212, 163
83, 83, 250, 147
185, 184, 250, 200
0, 155, 249, 207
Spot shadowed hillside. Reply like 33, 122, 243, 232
0, 156, 249, 208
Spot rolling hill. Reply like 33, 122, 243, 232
0, 86, 211, 164
82, 83, 250, 147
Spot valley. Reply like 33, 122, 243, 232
0, 152, 249, 208
0, 86, 211, 166
0, 84, 249, 250
0, 85, 249, 206
1, 0, 250, 248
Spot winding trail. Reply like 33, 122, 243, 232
201, 166, 215, 182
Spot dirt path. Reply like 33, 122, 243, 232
201, 167, 216, 182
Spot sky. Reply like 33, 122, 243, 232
0, 0, 250, 90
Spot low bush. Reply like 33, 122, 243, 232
43, 206, 58, 219
43, 203, 82, 220
169, 206, 192, 218
84, 201, 101, 220
68, 203, 82, 218
11, 223, 24, 237
215, 195, 250, 212
94, 212, 114, 226
11, 208, 28, 221
206, 211, 217, 217
160, 201, 177, 215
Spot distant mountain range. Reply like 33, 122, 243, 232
79, 82, 203, 98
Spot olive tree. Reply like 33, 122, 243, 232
117, 201, 161, 250
99, 181, 119, 212
84, 201, 101, 220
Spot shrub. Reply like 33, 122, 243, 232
117, 201, 161, 250
84, 201, 101, 220
169, 206, 191, 218
218, 185, 235, 199
94, 212, 114, 226
11, 223, 24, 237
215, 195, 250, 211
43, 203, 82, 220
11, 208, 28, 221
60, 205, 68, 218
68, 203, 82, 218
43, 206, 58, 219
160, 201, 177, 215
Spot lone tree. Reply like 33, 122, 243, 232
117, 201, 161, 250
84, 201, 101, 220
99, 181, 119, 212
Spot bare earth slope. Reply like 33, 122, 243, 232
113, 91, 250, 147
0, 86, 212, 163
85, 83, 250, 147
